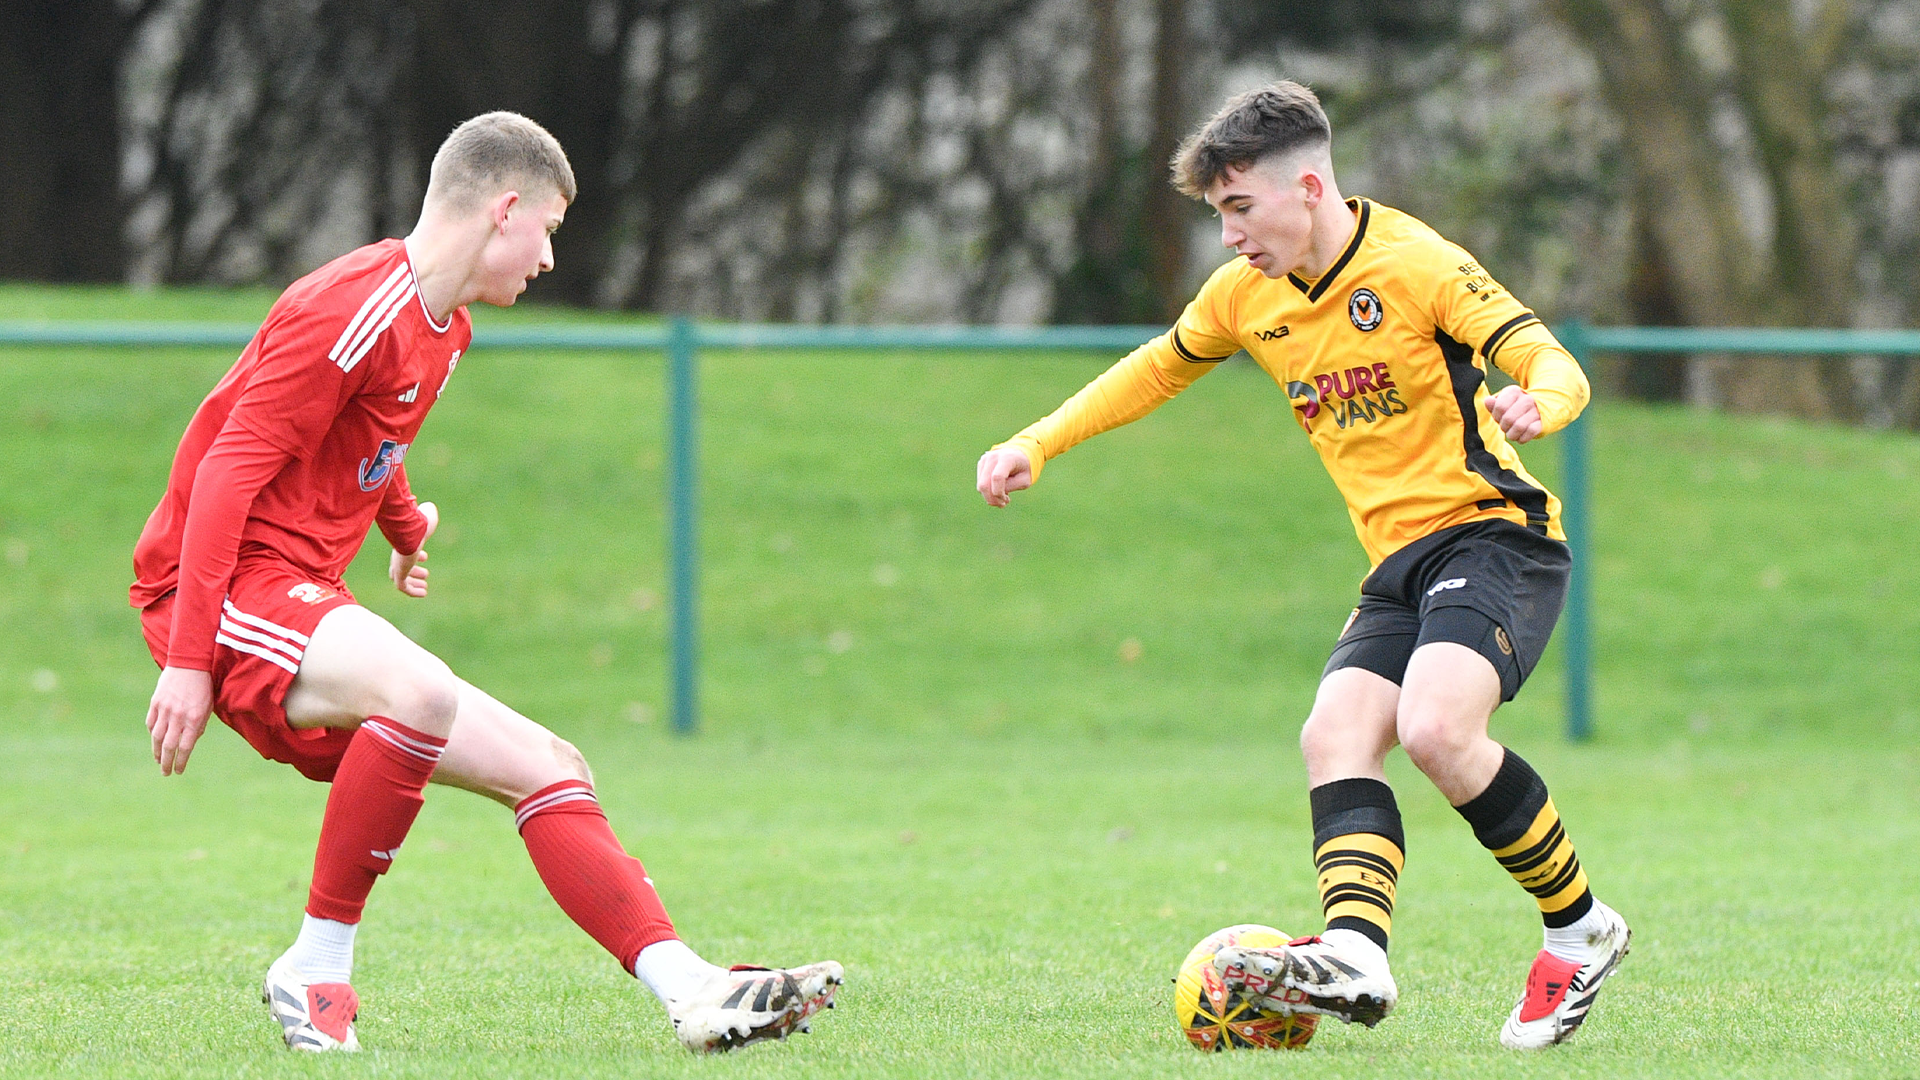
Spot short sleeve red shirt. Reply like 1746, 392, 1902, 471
132, 239, 472, 611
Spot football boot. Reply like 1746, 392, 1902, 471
1215, 932, 1398, 1028
1500, 901, 1631, 1049
667, 961, 843, 1053
261, 955, 360, 1052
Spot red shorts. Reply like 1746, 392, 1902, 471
140, 555, 359, 782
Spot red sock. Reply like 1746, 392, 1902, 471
305, 717, 446, 924
516, 780, 678, 971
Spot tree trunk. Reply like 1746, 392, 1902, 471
404, 0, 631, 308
1546, 0, 1756, 326
1720, 0, 1863, 420
1546, 0, 1846, 419
1143, 0, 1191, 321
0, 0, 126, 281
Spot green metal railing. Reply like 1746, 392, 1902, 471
11, 316, 1919, 741
1555, 322, 1920, 741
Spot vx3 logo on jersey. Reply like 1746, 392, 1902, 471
358, 439, 410, 491
1284, 363, 1408, 429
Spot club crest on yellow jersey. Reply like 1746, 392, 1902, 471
1349, 288, 1384, 331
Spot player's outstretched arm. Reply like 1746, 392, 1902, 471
976, 448, 1033, 507
1485, 386, 1544, 445
389, 501, 439, 597
147, 666, 213, 776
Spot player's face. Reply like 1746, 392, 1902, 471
1206, 160, 1314, 279
478, 189, 569, 306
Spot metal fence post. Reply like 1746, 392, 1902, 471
667, 316, 700, 736
1557, 320, 1594, 742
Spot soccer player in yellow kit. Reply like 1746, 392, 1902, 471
976, 82, 1629, 1049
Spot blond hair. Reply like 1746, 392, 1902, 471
427, 111, 577, 210
1170, 81, 1331, 199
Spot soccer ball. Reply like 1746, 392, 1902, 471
1173, 924, 1317, 1051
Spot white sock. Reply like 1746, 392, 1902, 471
279, 915, 357, 985
1320, 927, 1390, 969
633, 939, 723, 1005
1543, 900, 1610, 963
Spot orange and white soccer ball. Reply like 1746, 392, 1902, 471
1173, 924, 1317, 1051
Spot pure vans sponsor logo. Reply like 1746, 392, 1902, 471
1284, 362, 1408, 429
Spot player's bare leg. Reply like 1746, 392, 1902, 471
1393, 642, 1504, 804
1397, 642, 1630, 1048
273, 610, 839, 1052
1300, 667, 1400, 787
1218, 667, 1402, 1026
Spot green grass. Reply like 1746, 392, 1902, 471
2, 292, 1918, 1077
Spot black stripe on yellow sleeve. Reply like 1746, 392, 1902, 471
1480, 313, 1542, 363
1169, 328, 1233, 364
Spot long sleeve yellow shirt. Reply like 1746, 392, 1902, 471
1000, 198, 1590, 568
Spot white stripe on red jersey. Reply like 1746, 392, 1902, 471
339, 279, 419, 374
329, 264, 412, 369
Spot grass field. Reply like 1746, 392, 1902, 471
2, 288, 1917, 1078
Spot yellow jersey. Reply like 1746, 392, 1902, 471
1001, 198, 1591, 568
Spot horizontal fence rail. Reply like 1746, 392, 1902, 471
9, 316, 1919, 741
1555, 321, 1920, 742
0, 317, 1163, 737
0, 320, 1169, 352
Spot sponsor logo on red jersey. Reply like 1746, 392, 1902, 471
358, 439, 409, 491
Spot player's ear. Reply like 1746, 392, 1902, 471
1300, 168, 1324, 208
490, 190, 521, 233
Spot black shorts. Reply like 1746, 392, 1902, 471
1322, 519, 1570, 701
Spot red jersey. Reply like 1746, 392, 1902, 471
131, 238, 472, 669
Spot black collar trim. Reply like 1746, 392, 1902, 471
1287, 198, 1370, 303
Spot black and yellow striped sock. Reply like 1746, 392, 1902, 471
1454, 748, 1593, 927
1309, 778, 1405, 952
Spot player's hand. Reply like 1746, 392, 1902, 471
146, 666, 213, 776
1487, 386, 1543, 444
976, 448, 1033, 508
390, 501, 439, 597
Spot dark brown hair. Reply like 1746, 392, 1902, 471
429, 111, 577, 208
1170, 81, 1331, 199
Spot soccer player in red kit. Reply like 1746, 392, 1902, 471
132, 112, 840, 1054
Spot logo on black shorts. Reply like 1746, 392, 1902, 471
1495, 626, 1513, 655
1349, 288, 1384, 331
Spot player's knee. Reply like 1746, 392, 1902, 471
550, 736, 593, 784
1299, 710, 1342, 768
1396, 709, 1473, 773
380, 658, 460, 736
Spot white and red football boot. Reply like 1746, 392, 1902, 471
1215, 929, 1398, 1028
667, 961, 843, 1053
262, 955, 360, 1052
1500, 901, 1631, 1049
